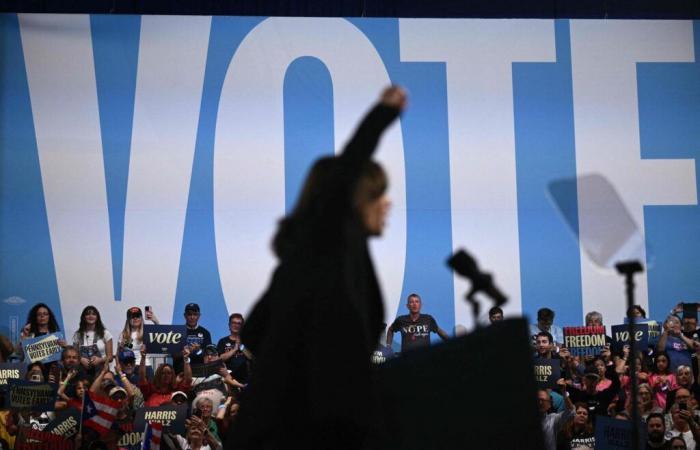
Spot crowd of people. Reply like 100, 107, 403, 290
0, 302, 252, 450
3, 299, 700, 450
525, 304, 700, 450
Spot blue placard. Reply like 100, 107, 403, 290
134, 403, 188, 434
5, 379, 58, 411
611, 323, 649, 354
21, 332, 64, 364
594, 415, 646, 450
144, 325, 187, 354
533, 358, 561, 389
0, 362, 27, 391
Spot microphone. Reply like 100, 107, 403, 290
447, 250, 508, 307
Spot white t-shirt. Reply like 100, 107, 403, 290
73, 329, 113, 359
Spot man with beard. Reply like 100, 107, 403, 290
647, 412, 671, 449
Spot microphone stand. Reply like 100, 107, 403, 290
615, 260, 644, 450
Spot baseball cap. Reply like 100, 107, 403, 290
184, 303, 200, 314
171, 391, 188, 402
127, 307, 142, 319
583, 366, 600, 379
109, 386, 127, 399
204, 344, 218, 355
119, 349, 136, 362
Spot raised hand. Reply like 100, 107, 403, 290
380, 86, 407, 111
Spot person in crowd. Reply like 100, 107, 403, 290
217, 313, 252, 383
237, 86, 406, 449
193, 395, 223, 446
667, 366, 700, 412
56, 368, 86, 410
620, 345, 650, 397
667, 395, 700, 450
20, 303, 61, 339
386, 293, 449, 353
73, 305, 113, 374
658, 315, 697, 372
540, 379, 574, 450
592, 357, 612, 392
670, 436, 689, 450
650, 351, 679, 411
59, 345, 81, 380
647, 412, 671, 449
634, 383, 662, 421
535, 331, 559, 360
568, 360, 625, 417
181, 303, 212, 369
192, 344, 245, 397
530, 307, 564, 348
171, 390, 189, 406
585, 310, 613, 346
116, 347, 140, 384
0, 411, 17, 450
628, 305, 648, 320
556, 402, 595, 450
139, 344, 192, 406
118, 306, 146, 366
215, 395, 240, 439
170, 415, 220, 450
489, 306, 504, 324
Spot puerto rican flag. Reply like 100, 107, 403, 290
82, 391, 121, 435
142, 422, 163, 450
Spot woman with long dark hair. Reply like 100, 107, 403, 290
20, 303, 60, 339
233, 86, 406, 450
72, 306, 113, 373
556, 403, 595, 449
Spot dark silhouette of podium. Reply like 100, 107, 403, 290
371, 318, 543, 449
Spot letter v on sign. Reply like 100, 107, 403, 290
19, 14, 211, 337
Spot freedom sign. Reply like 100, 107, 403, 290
21, 332, 64, 363
563, 326, 606, 357
144, 325, 186, 354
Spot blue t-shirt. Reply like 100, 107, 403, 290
665, 335, 692, 371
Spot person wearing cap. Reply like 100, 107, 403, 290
192, 344, 245, 392
118, 307, 146, 366
568, 359, 626, 417
171, 390, 188, 406
177, 303, 212, 371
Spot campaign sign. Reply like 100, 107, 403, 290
191, 361, 225, 378
594, 416, 647, 450
134, 403, 188, 434
0, 363, 27, 391
623, 319, 660, 346
117, 421, 144, 450
15, 427, 73, 450
611, 324, 649, 354
533, 358, 560, 389
5, 379, 58, 411
21, 332, 64, 363
43, 407, 81, 438
563, 326, 606, 357
144, 325, 186, 354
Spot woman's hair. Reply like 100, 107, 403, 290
153, 363, 176, 391
76, 306, 106, 342
560, 402, 592, 441
627, 305, 647, 318
669, 436, 687, 449
25, 303, 60, 335
26, 362, 45, 381
653, 351, 672, 375
676, 365, 694, 385
585, 311, 603, 326
665, 314, 682, 329
272, 157, 387, 257
120, 307, 143, 348
636, 383, 654, 413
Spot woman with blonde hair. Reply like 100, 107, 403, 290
118, 307, 145, 366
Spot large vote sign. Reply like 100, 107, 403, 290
0, 15, 699, 344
